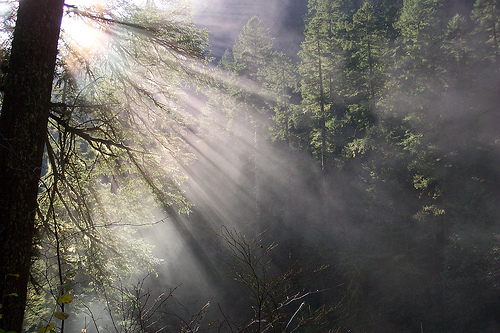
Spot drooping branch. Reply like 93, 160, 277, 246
65, 4, 209, 60
49, 112, 132, 154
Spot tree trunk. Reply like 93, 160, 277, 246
317, 39, 326, 173
0, 0, 64, 331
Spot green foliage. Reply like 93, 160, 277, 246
471, 0, 500, 64
0, 0, 212, 331
233, 16, 273, 76
292, 0, 500, 331
2, 0, 498, 331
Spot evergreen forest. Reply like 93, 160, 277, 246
0, 0, 499, 332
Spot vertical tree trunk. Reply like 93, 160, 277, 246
367, 39, 375, 100
492, 11, 499, 66
317, 39, 327, 173
281, 67, 290, 149
0, 0, 64, 331
254, 124, 261, 227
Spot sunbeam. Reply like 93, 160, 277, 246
1, 0, 499, 331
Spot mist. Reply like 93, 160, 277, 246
192, 0, 308, 58
134, 0, 499, 331
5, 0, 498, 332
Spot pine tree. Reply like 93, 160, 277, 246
203, 17, 277, 227
393, 0, 446, 94
471, 0, 500, 66
0, 2, 209, 330
260, 51, 298, 148
0, 1, 64, 330
347, 1, 389, 100
298, 0, 349, 170
233, 16, 274, 81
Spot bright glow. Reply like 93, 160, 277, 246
61, 13, 106, 52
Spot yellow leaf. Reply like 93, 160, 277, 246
7, 274, 20, 278
54, 311, 69, 320
38, 323, 55, 332
57, 294, 73, 304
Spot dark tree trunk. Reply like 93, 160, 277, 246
0, 0, 64, 331
317, 39, 326, 173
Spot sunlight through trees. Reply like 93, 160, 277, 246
0, 0, 498, 332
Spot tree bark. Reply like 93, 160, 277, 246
0, 0, 64, 331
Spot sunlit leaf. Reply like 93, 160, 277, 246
57, 294, 73, 304
38, 323, 55, 332
54, 311, 70, 320
7, 293, 18, 297
7, 273, 20, 278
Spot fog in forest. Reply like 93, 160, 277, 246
121, 0, 500, 330
0, 0, 498, 332
192, 0, 307, 57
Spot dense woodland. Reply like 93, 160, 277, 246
0, 0, 499, 332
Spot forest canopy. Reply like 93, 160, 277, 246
0, 0, 499, 332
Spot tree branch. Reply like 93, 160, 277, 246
48, 112, 132, 153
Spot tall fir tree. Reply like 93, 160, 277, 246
0, 1, 64, 330
298, 0, 349, 170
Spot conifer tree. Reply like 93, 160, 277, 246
233, 16, 274, 81
348, 2, 388, 100
0, 1, 209, 330
0, 1, 64, 330
203, 17, 278, 228
298, 0, 348, 170
471, 0, 500, 66
261, 51, 297, 148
